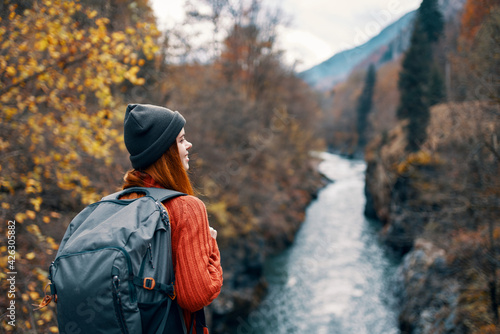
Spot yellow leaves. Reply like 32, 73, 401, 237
9, 9, 16, 21
2, 39, 12, 50
30, 197, 43, 212
39, 308, 54, 323
87, 10, 98, 19
110, 129, 119, 138
50, 211, 61, 219
84, 77, 93, 88
35, 38, 49, 52
4, 107, 17, 120
81, 190, 101, 205
80, 176, 90, 188
35, 19, 45, 30
95, 17, 110, 28
46, 237, 59, 250
48, 7, 57, 17
25, 252, 36, 260
112, 32, 126, 42
26, 178, 42, 194
395, 150, 442, 175
15, 212, 27, 223
5, 66, 16, 76
124, 66, 142, 84
26, 210, 36, 220
74, 31, 84, 41
56, 76, 66, 90
0, 138, 10, 151
1, 0, 161, 229
207, 201, 230, 226
27, 224, 43, 241
0, 178, 13, 193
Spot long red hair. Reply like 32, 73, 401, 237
122, 142, 194, 195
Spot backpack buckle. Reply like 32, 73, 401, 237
169, 284, 176, 300
143, 277, 155, 290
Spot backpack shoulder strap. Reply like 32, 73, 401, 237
102, 187, 186, 203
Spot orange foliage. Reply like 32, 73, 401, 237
369, 60, 401, 137
460, 0, 500, 43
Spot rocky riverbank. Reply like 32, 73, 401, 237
364, 102, 500, 333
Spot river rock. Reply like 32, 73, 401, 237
396, 238, 463, 334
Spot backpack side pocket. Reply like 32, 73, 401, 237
52, 247, 142, 334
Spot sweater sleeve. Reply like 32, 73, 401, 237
166, 196, 223, 312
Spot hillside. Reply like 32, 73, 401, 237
299, 11, 415, 91
364, 101, 500, 332
362, 0, 500, 332
301, 0, 467, 92
321, 60, 402, 153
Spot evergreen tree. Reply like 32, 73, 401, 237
356, 64, 377, 149
397, 0, 444, 152
428, 65, 446, 106
418, 0, 445, 43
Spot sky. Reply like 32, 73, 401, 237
150, 0, 422, 72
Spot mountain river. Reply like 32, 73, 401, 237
243, 152, 401, 334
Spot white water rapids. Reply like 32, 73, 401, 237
243, 152, 400, 334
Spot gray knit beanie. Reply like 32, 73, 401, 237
124, 104, 186, 169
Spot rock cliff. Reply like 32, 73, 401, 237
365, 102, 500, 333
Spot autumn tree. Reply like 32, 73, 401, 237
457, 1, 500, 102
397, 0, 444, 152
356, 64, 377, 150
0, 1, 160, 332
460, 0, 500, 42
470, 9, 500, 103
451, 1, 500, 327
161, 1, 324, 331
0, 0, 159, 209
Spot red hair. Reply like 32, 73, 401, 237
122, 143, 194, 196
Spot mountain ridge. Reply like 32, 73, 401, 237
299, 0, 467, 92
299, 10, 416, 91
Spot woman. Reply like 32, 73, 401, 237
120, 104, 223, 333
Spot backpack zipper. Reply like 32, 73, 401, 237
54, 246, 137, 303
147, 243, 154, 269
138, 243, 154, 278
112, 274, 129, 334
156, 200, 170, 226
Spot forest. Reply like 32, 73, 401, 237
0, 0, 499, 333
0, 0, 323, 333
361, 0, 500, 333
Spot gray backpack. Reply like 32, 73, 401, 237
48, 187, 206, 334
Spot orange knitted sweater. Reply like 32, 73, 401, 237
121, 177, 223, 333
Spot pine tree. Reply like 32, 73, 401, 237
428, 65, 446, 106
397, 0, 444, 152
418, 0, 445, 43
356, 64, 377, 149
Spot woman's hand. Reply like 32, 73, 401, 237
209, 227, 217, 240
